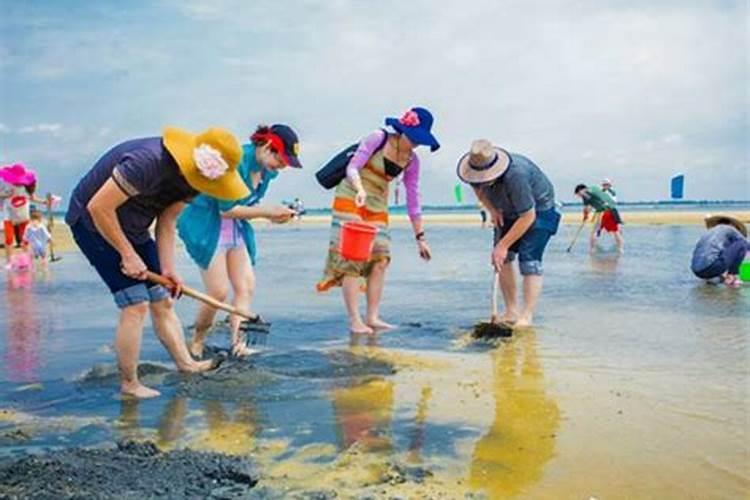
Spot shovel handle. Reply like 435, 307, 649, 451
566, 220, 586, 253
491, 271, 499, 319
145, 271, 256, 321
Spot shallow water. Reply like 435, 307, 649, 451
0, 224, 748, 498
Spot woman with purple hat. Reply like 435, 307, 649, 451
178, 124, 302, 358
316, 107, 439, 334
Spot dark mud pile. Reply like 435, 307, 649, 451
0, 441, 258, 499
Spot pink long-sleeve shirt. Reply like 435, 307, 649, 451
345, 130, 422, 220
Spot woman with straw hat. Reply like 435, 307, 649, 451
178, 124, 302, 358
316, 107, 439, 334
457, 140, 560, 328
691, 215, 748, 287
65, 126, 248, 398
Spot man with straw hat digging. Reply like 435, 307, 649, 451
458, 140, 560, 329
66, 126, 249, 398
691, 215, 748, 288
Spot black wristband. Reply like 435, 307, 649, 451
415, 231, 425, 241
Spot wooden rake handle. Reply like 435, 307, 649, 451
145, 271, 255, 321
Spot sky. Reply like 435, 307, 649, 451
0, 0, 747, 208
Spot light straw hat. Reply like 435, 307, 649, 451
456, 139, 511, 185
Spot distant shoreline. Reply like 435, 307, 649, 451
45, 209, 750, 254
46, 200, 750, 219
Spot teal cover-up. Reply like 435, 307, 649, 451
178, 144, 278, 269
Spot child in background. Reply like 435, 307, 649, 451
601, 178, 617, 201
23, 210, 51, 269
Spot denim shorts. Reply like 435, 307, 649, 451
70, 222, 169, 308
494, 209, 560, 276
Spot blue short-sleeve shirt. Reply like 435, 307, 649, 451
65, 137, 197, 243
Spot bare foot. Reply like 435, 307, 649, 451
179, 358, 218, 373
231, 342, 259, 358
492, 313, 517, 325
350, 320, 374, 334
366, 317, 396, 330
121, 382, 161, 399
188, 341, 204, 360
514, 316, 534, 328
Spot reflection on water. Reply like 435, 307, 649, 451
194, 400, 259, 455
469, 333, 560, 497
4, 272, 42, 383
156, 397, 188, 447
588, 253, 621, 274
406, 385, 432, 465
0, 225, 747, 498
332, 378, 394, 453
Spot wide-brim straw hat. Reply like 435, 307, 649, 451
163, 126, 249, 201
456, 139, 511, 185
704, 214, 747, 238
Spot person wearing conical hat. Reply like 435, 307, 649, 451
691, 215, 748, 288
457, 140, 560, 328
65, 126, 248, 398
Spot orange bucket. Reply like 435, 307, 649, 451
340, 221, 378, 261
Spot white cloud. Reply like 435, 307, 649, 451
0, 123, 9, 134
2, 0, 748, 203
661, 133, 684, 145
18, 123, 62, 134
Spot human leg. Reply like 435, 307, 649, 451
150, 297, 215, 373
226, 245, 257, 356
116, 302, 159, 398
343, 276, 373, 334
497, 261, 519, 323
365, 259, 395, 330
190, 254, 229, 358
515, 227, 554, 327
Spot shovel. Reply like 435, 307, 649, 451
145, 271, 263, 323
472, 271, 513, 339
146, 271, 270, 347
566, 220, 586, 253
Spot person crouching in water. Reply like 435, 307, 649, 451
457, 140, 561, 328
574, 183, 624, 253
22, 210, 51, 269
65, 126, 249, 398
178, 125, 301, 358
691, 215, 748, 288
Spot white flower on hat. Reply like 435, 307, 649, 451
193, 143, 229, 180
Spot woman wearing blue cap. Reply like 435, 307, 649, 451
316, 107, 439, 334
178, 124, 302, 357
